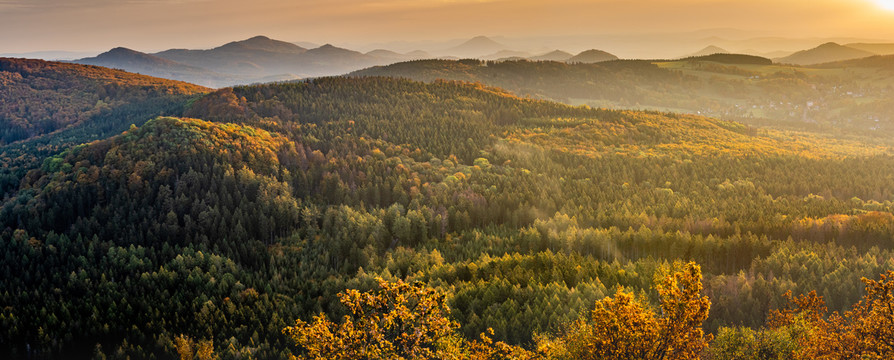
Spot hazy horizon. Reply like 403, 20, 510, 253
3, 0, 894, 57
3, 31, 892, 62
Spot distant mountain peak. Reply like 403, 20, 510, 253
245, 35, 272, 41
699, 45, 728, 53
83, 47, 179, 66
529, 50, 574, 62
304, 44, 366, 59
542, 50, 571, 56
459, 36, 502, 48
218, 35, 306, 54
684, 45, 730, 58
576, 49, 614, 56
447, 36, 505, 57
107, 47, 141, 54
468, 35, 496, 42
366, 49, 405, 60
72, 46, 226, 86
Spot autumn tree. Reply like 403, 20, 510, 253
543, 262, 711, 360
778, 271, 894, 359
848, 271, 894, 358
175, 335, 216, 360
283, 278, 532, 360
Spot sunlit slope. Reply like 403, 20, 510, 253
505, 111, 892, 159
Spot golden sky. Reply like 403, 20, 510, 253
1, 0, 894, 53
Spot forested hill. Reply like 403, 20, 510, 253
0, 58, 207, 145
2, 70, 894, 359
0, 58, 209, 197
350, 59, 684, 105
351, 58, 894, 135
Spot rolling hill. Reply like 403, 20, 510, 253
0, 57, 207, 200
814, 54, 894, 68
680, 53, 773, 64
72, 47, 236, 87
352, 55, 894, 134
774, 42, 876, 65
351, 59, 684, 104
529, 50, 574, 61
566, 49, 619, 63
0, 57, 206, 146
366, 49, 425, 62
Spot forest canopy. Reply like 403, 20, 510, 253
0, 61, 893, 359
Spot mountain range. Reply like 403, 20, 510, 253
73, 36, 429, 87
60, 35, 894, 89
69, 35, 625, 87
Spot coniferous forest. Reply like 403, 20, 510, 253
2, 57, 894, 359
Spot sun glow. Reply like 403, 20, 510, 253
876, 0, 894, 10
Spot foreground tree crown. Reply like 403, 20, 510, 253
285, 262, 711, 360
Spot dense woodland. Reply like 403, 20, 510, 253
1, 59, 894, 358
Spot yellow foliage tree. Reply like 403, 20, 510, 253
174, 335, 215, 360
283, 278, 532, 360
543, 262, 711, 360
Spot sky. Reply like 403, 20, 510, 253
2, 0, 894, 55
